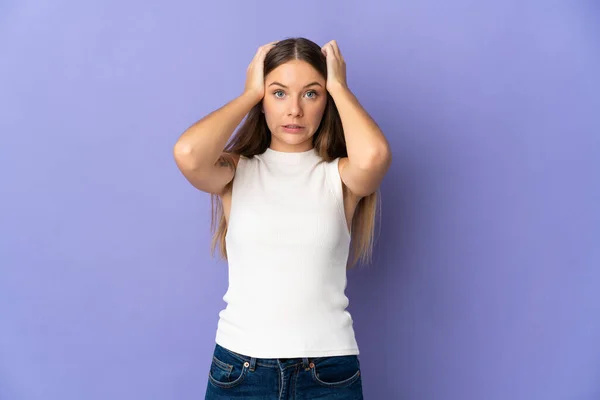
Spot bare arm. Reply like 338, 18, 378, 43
330, 83, 392, 197
173, 41, 277, 194
173, 91, 259, 194
322, 40, 392, 197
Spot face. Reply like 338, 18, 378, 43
262, 60, 327, 152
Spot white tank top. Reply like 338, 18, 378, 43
214, 147, 360, 358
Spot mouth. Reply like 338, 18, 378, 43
282, 124, 305, 133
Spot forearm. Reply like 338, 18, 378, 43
173, 91, 260, 170
329, 84, 390, 167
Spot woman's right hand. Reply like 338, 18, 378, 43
244, 41, 278, 101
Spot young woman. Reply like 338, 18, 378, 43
174, 37, 391, 399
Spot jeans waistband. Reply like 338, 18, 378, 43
216, 344, 314, 371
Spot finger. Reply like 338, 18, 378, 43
254, 42, 276, 57
322, 41, 335, 53
330, 40, 341, 59
323, 43, 335, 59
327, 42, 340, 60
261, 42, 278, 57
255, 42, 277, 61
261, 41, 279, 50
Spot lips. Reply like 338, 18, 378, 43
282, 124, 305, 133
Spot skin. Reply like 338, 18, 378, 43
262, 60, 328, 153
173, 40, 392, 232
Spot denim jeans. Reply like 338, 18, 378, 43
205, 343, 364, 399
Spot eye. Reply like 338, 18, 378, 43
274, 90, 285, 98
305, 90, 318, 99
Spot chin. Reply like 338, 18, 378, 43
273, 132, 313, 145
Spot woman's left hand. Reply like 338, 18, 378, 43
321, 40, 347, 91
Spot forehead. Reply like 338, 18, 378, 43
265, 60, 324, 85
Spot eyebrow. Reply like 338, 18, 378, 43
268, 81, 323, 89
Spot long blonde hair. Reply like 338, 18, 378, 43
210, 37, 381, 268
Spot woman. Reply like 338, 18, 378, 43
173, 37, 391, 399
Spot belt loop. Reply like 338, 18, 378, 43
249, 356, 257, 372
302, 357, 310, 370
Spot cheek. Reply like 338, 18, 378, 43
308, 100, 327, 124
262, 99, 279, 126
263, 98, 285, 117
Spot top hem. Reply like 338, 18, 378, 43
215, 338, 360, 359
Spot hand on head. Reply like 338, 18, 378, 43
244, 41, 278, 101
321, 40, 347, 91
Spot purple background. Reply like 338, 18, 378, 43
1, 1, 599, 399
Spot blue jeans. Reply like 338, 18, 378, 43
205, 343, 364, 399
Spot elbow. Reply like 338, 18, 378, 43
356, 144, 392, 171
173, 140, 190, 161
173, 140, 191, 159
173, 140, 201, 170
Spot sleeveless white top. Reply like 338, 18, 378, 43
214, 147, 360, 358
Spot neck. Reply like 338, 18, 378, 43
261, 147, 318, 164
268, 138, 313, 153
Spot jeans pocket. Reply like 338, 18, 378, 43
207, 344, 249, 389
310, 355, 361, 388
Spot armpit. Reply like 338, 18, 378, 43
217, 153, 236, 170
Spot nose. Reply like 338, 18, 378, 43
287, 97, 303, 117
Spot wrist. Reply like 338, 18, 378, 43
327, 81, 349, 97
241, 89, 263, 105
